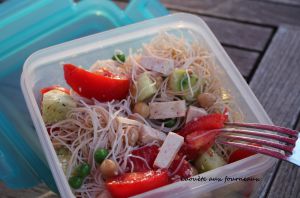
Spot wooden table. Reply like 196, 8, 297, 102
2, 0, 300, 197
157, 1, 300, 197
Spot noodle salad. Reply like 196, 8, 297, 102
40, 32, 251, 198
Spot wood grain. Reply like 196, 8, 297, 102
201, 16, 273, 51
161, 0, 300, 26
117, 0, 274, 51
224, 46, 259, 78
267, 162, 300, 198
249, 26, 300, 198
261, 0, 300, 6
114, 1, 261, 78
297, 118, 300, 132
265, 107, 300, 198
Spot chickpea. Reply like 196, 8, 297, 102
96, 191, 110, 198
197, 93, 217, 108
99, 159, 118, 178
127, 127, 139, 146
130, 84, 137, 97
133, 102, 150, 118
154, 76, 163, 88
52, 138, 62, 150
128, 114, 144, 123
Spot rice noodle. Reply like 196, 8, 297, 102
48, 30, 244, 197
170, 155, 187, 177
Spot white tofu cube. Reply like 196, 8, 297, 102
139, 125, 167, 144
140, 56, 174, 76
185, 106, 208, 123
154, 132, 184, 169
149, 100, 186, 119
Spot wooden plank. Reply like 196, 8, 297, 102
267, 162, 300, 198
224, 46, 259, 78
167, 11, 273, 51
114, 1, 261, 79
261, 0, 300, 6
248, 26, 300, 198
201, 16, 273, 51
265, 117, 300, 198
161, 0, 300, 26
117, 1, 274, 51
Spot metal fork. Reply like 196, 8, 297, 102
213, 122, 300, 166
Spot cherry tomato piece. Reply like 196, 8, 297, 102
40, 85, 70, 95
127, 145, 159, 172
63, 63, 130, 102
228, 149, 257, 163
177, 113, 226, 137
106, 170, 169, 198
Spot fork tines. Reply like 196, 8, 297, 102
215, 122, 300, 165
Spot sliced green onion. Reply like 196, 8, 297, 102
164, 118, 177, 128
112, 53, 126, 63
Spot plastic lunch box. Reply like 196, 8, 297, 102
0, 0, 167, 190
21, 13, 276, 197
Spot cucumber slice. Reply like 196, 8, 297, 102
137, 72, 157, 101
195, 148, 227, 173
42, 90, 76, 124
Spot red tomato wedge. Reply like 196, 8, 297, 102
178, 113, 226, 137
106, 170, 169, 198
186, 130, 219, 152
128, 145, 159, 172
179, 130, 220, 161
127, 145, 192, 181
40, 85, 70, 95
177, 113, 226, 159
168, 154, 193, 182
63, 63, 130, 102
228, 149, 257, 163
179, 143, 200, 160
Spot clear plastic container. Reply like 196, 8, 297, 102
21, 13, 276, 197
0, 0, 167, 189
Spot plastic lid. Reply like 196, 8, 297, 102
0, 0, 168, 189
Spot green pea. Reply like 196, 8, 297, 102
164, 118, 177, 128
94, 148, 109, 164
112, 53, 126, 63
77, 163, 91, 178
68, 176, 83, 189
